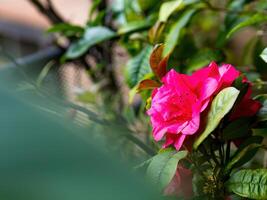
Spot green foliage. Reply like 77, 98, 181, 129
126, 45, 153, 87
224, 136, 263, 174
226, 169, 267, 199
65, 26, 116, 59
47, 23, 84, 37
260, 48, 267, 63
118, 20, 153, 35
164, 9, 196, 56
226, 13, 267, 39
194, 87, 240, 149
41, 1, 267, 199
159, 0, 184, 22
146, 149, 187, 190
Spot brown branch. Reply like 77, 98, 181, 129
46, 0, 65, 23
28, 0, 64, 24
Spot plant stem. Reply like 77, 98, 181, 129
225, 141, 231, 164
209, 144, 220, 167
201, 145, 219, 167
125, 134, 156, 156
28, 0, 64, 24
190, 153, 206, 178
219, 143, 224, 166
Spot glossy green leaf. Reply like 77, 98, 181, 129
65, 26, 116, 59
226, 169, 267, 199
164, 9, 196, 56
146, 150, 187, 190
159, 0, 184, 22
222, 118, 251, 140
227, 13, 267, 39
193, 87, 240, 149
224, 136, 263, 174
126, 45, 153, 88
159, 0, 199, 23
260, 48, 267, 63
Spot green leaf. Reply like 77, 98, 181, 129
89, 10, 106, 26
222, 118, 251, 140
224, 136, 263, 174
216, 0, 253, 47
253, 40, 267, 74
126, 45, 153, 88
89, 0, 102, 20
159, 0, 184, 22
260, 48, 267, 63
47, 23, 84, 37
118, 20, 153, 35
138, 0, 158, 11
226, 169, 267, 199
65, 26, 116, 59
186, 49, 223, 73
254, 94, 267, 104
146, 150, 187, 190
159, 0, 199, 22
164, 9, 196, 56
252, 128, 267, 137
193, 87, 240, 149
226, 13, 267, 39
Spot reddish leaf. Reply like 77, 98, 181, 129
137, 79, 161, 92
150, 44, 164, 72
157, 53, 169, 78
149, 44, 169, 79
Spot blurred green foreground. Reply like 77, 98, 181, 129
0, 70, 162, 200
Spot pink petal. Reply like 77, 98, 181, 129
181, 113, 200, 135
199, 77, 218, 101
219, 64, 240, 86
174, 134, 187, 150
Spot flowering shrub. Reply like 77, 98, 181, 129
139, 45, 267, 200
33, 0, 267, 199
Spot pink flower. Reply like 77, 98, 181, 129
147, 62, 239, 150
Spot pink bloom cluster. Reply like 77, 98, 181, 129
147, 62, 261, 150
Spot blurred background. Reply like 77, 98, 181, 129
0, 0, 267, 199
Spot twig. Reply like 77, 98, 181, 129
28, 0, 64, 24
209, 144, 220, 167
46, 0, 64, 22
225, 141, 231, 164
125, 134, 156, 156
